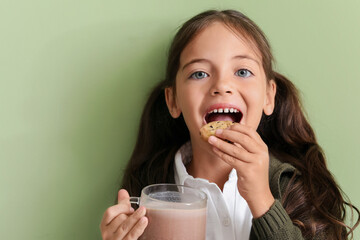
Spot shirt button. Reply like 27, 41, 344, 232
223, 217, 231, 226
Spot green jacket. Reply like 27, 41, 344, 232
249, 155, 307, 240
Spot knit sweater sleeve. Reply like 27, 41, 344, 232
249, 155, 307, 240
251, 200, 304, 239
249, 155, 327, 240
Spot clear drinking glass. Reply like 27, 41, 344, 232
130, 184, 207, 240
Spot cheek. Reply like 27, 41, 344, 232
244, 84, 266, 107
175, 86, 204, 127
242, 85, 267, 127
175, 86, 196, 113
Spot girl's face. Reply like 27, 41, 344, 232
166, 22, 276, 144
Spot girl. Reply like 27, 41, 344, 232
100, 9, 359, 240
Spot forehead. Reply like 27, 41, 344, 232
180, 22, 262, 64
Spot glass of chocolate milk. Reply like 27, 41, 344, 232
130, 184, 207, 240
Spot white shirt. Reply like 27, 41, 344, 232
174, 142, 253, 240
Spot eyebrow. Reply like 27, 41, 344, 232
181, 54, 260, 71
232, 55, 260, 66
181, 58, 210, 71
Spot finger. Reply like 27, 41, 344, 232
115, 189, 133, 220
215, 128, 259, 153
123, 217, 148, 240
118, 189, 130, 204
101, 203, 134, 228
104, 213, 128, 233
212, 145, 249, 169
229, 123, 265, 146
209, 136, 251, 162
114, 206, 147, 239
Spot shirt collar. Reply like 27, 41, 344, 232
174, 141, 193, 185
174, 141, 237, 186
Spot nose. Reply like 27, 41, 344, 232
210, 78, 233, 96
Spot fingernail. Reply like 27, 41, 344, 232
130, 207, 135, 213
208, 136, 217, 143
140, 216, 148, 224
215, 129, 223, 135
139, 206, 146, 215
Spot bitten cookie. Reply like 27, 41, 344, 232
200, 121, 235, 141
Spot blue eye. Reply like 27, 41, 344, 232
235, 69, 252, 78
190, 71, 209, 79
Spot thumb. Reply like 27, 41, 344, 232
118, 189, 130, 204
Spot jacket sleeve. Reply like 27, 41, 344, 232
249, 155, 327, 240
251, 200, 305, 240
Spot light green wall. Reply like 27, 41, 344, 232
1, 0, 359, 239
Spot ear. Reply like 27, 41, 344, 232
263, 80, 276, 116
165, 87, 181, 118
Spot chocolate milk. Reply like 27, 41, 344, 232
140, 207, 206, 240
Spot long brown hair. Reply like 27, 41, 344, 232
121, 9, 359, 239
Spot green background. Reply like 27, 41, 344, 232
1, 0, 359, 239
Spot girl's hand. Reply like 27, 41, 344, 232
208, 123, 275, 218
100, 189, 148, 240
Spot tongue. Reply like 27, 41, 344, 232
207, 113, 236, 123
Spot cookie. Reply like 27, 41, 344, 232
199, 121, 235, 141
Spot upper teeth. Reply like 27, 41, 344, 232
208, 108, 239, 114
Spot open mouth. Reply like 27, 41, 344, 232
205, 107, 243, 124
